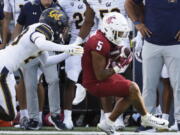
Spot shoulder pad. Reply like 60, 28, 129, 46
35, 24, 54, 40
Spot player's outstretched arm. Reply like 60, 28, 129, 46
31, 32, 84, 54
39, 51, 70, 66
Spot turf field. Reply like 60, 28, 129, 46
0, 127, 180, 135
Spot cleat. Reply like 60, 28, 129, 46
114, 114, 125, 130
63, 119, 74, 130
48, 115, 66, 130
19, 116, 29, 129
141, 113, 169, 130
97, 119, 117, 135
26, 119, 41, 130
169, 121, 178, 131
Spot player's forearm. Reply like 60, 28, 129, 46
125, 0, 144, 23
35, 37, 71, 52
12, 23, 23, 40
2, 17, 10, 44
96, 69, 115, 81
2, 12, 13, 44
79, 4, 95, 40
79, 22, 93, 40
39, 52, 70, 66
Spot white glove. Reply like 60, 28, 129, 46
65, 45, 84, 55
112, 62, 129, 74
132, 32, 143, 63
132, 31, 143, 54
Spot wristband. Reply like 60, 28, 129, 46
133, 21, 141, 25
113, 66, 120, 74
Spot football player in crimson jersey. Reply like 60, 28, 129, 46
72, 0, 130, 129
82, 12, 168, 135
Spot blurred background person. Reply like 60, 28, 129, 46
57, 0, 97, 130
125, 0, 180, 131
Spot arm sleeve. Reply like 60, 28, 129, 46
30, 32, 71, 52
3, 0, 12, 13
38, 51, 70, 66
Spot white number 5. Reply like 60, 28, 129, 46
96, 41, 103, 51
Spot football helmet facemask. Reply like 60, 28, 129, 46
101, 12, 130, 46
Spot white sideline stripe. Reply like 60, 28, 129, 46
0, 131, 179, 135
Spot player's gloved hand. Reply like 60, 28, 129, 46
65, 45, 84, 55
112, 62, 129, 74
112, 53, 132, 74
119, 46, 133, 66
131, 32, 143, 63
132, 31, 143, 55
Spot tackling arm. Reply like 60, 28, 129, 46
38, 51, 70, 66
31, 32, 83, 54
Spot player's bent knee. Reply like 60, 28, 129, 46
129, 82, 141, 96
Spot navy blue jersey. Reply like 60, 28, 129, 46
133, 0, 180, 45
17, 0, 61, 28
0, 1, 4, 20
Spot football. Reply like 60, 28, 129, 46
110, 46, 131, 62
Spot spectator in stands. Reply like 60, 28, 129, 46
125, 0, 180, 131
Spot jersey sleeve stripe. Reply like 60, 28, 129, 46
35, 24, 53, 41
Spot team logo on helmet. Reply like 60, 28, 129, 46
106, 16, 116, 24
48, 10, 63, 21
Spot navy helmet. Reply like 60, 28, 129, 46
39, 8, 68, 39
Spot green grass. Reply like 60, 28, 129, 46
0, 126, 137, 131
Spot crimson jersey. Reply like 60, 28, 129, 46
82, 30, 131, 97
82, 30, 111, 85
